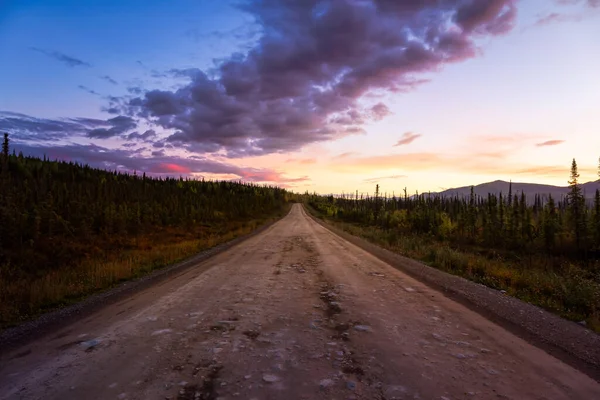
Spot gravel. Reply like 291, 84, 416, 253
0, 212, 289, 355
307, 208, 600, 382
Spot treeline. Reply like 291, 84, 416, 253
309, 159, 600, 262
0, 133, 288, 277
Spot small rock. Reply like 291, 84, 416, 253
118, 393, 127, 399
578, 320, 587, 327
244, 375, 252, 380
319, 379, 334, 390
151, 329, 173, 336
383, 385, 407, 398
353, 325, 371, 332
500, 290, 507, 294
262, 374, 280, 383
80, 339, 101, 351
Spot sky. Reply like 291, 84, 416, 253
1, 0, 599, 195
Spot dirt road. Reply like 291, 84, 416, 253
1, 204, 599, 400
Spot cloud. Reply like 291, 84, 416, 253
0, 111, 137, 141
0, 111, 105, 141
393, 132, 422, 146
364, 174, 407, 183
536, 139, 565, 147
533, 0, 599, 27
286, 157, 317, 164
533, 12, 582, 26
86, 116, 137, 139
100, 75, 118, 85
78, 85, 100, 96
333, 152, 357, 159
30, 47, 92, 68
332, 150, 599, 180
119, 0, 516, 157
125, 129, 157, 142
11, 142, 309, 185
370, 103, 392, 121
555, 0, 600, 7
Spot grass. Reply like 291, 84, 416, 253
306, 205, 600, 333
0, 208, 289, 330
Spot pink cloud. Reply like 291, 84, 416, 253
394, 132, 422, 146
536, 140, 565, 147
154, 163, 191, 174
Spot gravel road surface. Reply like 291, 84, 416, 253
1, 204, 599, 400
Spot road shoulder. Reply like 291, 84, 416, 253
0, 208, 292, 355
302, 204, 600, 382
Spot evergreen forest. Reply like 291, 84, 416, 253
0, 134, 289, 327
307, 158, 600, 329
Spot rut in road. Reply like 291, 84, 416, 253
1, 204, 599, 400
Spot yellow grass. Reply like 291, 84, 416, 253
0, 216, 279, 329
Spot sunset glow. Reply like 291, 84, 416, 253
1, 0, 599, 194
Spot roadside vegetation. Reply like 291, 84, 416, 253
306, 159, 600, 331
0, 134, 290, 329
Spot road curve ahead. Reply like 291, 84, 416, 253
1, 204, 599, 400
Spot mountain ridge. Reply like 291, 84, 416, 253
436, 179, 600, 201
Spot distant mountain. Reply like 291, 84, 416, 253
436, 180, 600, 202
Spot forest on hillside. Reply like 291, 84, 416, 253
0, 134, 289, 326
307, 159, 600, 328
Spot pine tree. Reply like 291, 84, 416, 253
544, 195, 558, 251
1, 133, 8, 173
2, 133, 8, 160
568, 158, 586, 252
594, 189, 600, 249
595, 158, 600, 248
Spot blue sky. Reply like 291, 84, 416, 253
1, 0, 250, 117
1, 0, 599, 193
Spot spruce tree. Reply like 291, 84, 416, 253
568, 158, 586, 252
544, 195, 558, 251
1, 133, 8, 172
595, 158, 600, 248
594, 189, 600, 249
2, 133, 8, 159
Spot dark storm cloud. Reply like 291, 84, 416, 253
11, 142, 309, 185
30, 47, 92, 68
121, 0, 517, 157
